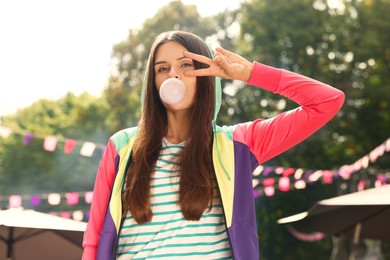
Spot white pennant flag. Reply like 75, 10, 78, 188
44, 136, 58, 152
80, 142, 96, 157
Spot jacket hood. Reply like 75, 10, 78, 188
191, 36, 222, 127
210, 60, 222, 127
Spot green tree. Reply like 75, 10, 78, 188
238, 0, 390, 258
0, 92, 109, 196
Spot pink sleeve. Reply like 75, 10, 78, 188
233, 62, 345, 164
82, 139, 118, 259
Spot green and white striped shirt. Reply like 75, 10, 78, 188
117, 138, 232, 259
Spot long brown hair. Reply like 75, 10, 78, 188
123, 31, 216, 224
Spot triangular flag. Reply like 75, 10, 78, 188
294, 180, 306, 189
282, 168, 295, 177
60, 212, 71, 219
0, 126, 12, 138
48, 193, 61, 205
85, 191, 93, 204
262, 178, 275, 187
339, 165, 352, 179
30, 195, 41, 206
308, 170, 323, 182
262, 166, 274, 176
322, 170, 334, 184
80, 142, 96, 157
66, 192, 79, 205
264, 186, 275, 197
64, 139, 77, 154
72, 210, 84, 221
23, 133, 34, 145
294, 169, 304, 180
362, 156, 370, 169
278, 177, 290, 192
357, 179, 366, 191
9, 195, 22, 208
385, 138, 390, 152
274, 167, 284, 175
44, 136, 58, 152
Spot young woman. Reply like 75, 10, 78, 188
82, 31, 344, 260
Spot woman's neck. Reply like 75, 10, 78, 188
165, 110, 191, 144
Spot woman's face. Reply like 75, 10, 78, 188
154, 41, 197, 111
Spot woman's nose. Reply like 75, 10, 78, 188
168, 67, 179, 79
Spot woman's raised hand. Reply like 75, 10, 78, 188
184, 47, 254, 82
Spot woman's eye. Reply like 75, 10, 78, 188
158, 67, 169, 72
182, 63, 193, 67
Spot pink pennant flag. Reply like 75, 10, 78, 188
85, 191, 93, 204
357, 179, 366, 191
264, 186, 275, 197
9, 195, 22, 208
339, 165, 353, 179
66, 192, 79, 205
0, 126, 12, 138
282, 168, 295, 177
385, 138, 390, 152
353, 159, 363, 172
64, 139, 77, 154
23, 133, 34, 145
44, 136, 58, 152
322, 170, 334, 184
278, 177, 290, 192
48, 193, 61, 205
375, 174, 387, 187
274, 167, 284, 175
80, 142, 96, 157
262, 178, 275, 187
377, 145, 385, 157
60, 212, 71, 219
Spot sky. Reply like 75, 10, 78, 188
0, 0, 241, 116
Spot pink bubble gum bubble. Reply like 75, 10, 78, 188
159, 78, 186, 105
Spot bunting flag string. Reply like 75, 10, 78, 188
0, 125, 389, 210
0, 125, 106, 157
48, 210, 90, 222
0, 191, 94, 208
286, 224, 326, 242
251, 137, 390, 197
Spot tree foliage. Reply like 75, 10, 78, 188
0, 92, 108, 195
0, 0, 389, 258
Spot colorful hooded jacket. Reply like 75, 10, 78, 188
82, 62, 345, 260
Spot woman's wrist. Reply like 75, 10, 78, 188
243, 61, 254, 82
